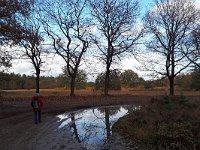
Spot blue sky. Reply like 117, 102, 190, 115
140, 0, 154, 16
7, 0, 200, 81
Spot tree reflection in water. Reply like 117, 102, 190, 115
70, 113, 81, 143
57, 105, 140, 150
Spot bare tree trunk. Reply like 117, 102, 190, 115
170, 50, 175, 96
36, 69, 40, 93
70, 76, 76, 97
104, 69, 110, 96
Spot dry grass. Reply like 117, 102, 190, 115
0, 88, 199, 119
112, 96, 200, 149
0, 88, 199, 99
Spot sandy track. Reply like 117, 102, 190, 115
0, 111, 83, 150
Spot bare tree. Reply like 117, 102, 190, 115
40, 0, 89, 96
144, 0, 198, 96
19, 19, 43, 93
183, 24, 200, 68
89, 0, 142, 96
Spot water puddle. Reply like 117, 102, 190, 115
57, 105, 140, 150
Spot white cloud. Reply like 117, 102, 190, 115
119, 56, 152, 80
195, 0, 200, 9
10, 60, 33, 75
41, 54, 66, 77
7, 46, 151, 81
9, 54, 66, 77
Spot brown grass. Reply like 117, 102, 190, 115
0, 88, 199, 150
0, 88, 199, 119
112, 96, 200, 149
1, 88, 199, 98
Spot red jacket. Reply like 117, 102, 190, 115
31, 96, 43, 110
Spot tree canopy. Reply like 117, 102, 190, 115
0, 0, 31, 44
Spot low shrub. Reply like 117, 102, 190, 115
112, 97, 200, 149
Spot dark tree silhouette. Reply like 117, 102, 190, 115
41, 0, 89, 96
89, 0, 142, 96
144, 0, 198, 96
0, 0, 31, 69
183, 25, 200, 68
0, 0, 31, 44
20, 18, 43, 93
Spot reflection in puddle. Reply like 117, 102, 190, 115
57, 105, 140, 150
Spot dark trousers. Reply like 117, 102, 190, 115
34, 110, 41, 124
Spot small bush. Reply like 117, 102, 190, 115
156, 122, 194, 150
163, 95, 189, 109
177, 95, 187, 105
163, 96, 174, 109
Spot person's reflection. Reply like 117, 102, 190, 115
70, 113, 81, 143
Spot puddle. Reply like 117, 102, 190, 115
57, 105, 141, 150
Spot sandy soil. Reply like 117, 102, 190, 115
0, 95, 141, 150
0, 94, 199, 150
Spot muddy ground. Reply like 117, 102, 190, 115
0, 93, 199, 150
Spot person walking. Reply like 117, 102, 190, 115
31, 93, 43, 124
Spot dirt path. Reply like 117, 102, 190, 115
0, 108, 131, 150
0, 96, 137, 150
0, 111, 137, 150
0, 110, 84, 150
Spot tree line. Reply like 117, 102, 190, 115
0, 68, 199, 91
0, 0, 199, 96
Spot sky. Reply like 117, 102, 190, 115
5, 0, 200, 82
